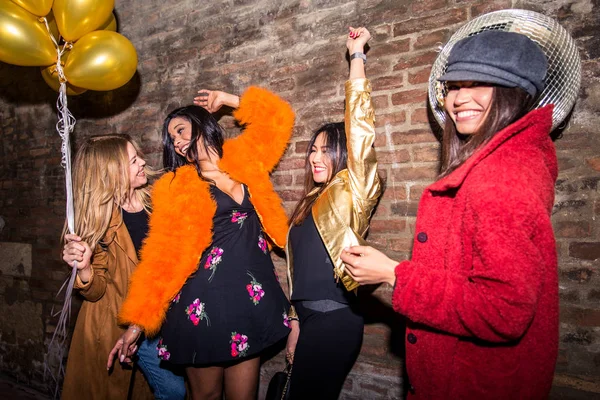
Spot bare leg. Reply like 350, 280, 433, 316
223, 357, 260, 400
186, 366, 224, 400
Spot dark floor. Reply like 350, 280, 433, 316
0, 374, 52, 400
0, 373, 598, 400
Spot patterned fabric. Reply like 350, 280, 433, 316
159, 186, 290, 365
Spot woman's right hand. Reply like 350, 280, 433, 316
107, 325, 142, 370
63, 234, 92, 271
286, 320, 300, 364
193, 89, 240, 113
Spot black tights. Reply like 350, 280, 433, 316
288, 302, 364, 400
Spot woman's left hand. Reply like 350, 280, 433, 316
346, 26, 371, 53
193, 89, 240, 113
341, 245, 398, 286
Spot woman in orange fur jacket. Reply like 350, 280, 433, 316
116, 87, 295, 399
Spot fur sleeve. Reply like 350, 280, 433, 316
118, 166, 215, 336
222, 87, 295, 173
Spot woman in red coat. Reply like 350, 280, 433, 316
341, 30, 559, 399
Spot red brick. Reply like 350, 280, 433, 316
393, 50, 439, 71
367, 39, 411, 58
471, 0, 513, 17
587, 157, 600, 172
271, 174, 293, 186
554, 221, 592, 238
408, 67, 433, 85
393, 8, 467, 37
374, 132, 387, 147
414, 29, 452, 50
413, 145, 440, 162
295, 140, 309, 154
372, 94, 389, 109
269, 77, 295, 92
409, 184, 429, 200
275, 157, 305, 171
372, 75, 405, 91
569, 242, 600, 260
365, 58, 393, 76
392, 165, 439, 181
560, 306, 600, 327
411, 107, 430, 124
375, 110, 406, 129
411, 0, 449, 14
370, 219, 407, 233
277, 189, 304, 202
391, 89, 427, 106
377, 149, 411, 165
381, 186, 408, 202
389, 237, 414, 252
391, 129, 438, 145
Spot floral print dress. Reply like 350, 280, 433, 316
159, 185, 291, 365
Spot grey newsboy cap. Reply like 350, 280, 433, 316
438, 30, 547, 97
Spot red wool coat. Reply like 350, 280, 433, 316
392, 106, 558, 399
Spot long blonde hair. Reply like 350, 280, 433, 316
63, 134, 153, 250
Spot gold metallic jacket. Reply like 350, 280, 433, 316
286, 79, 381, 316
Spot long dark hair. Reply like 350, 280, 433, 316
439, 86, 536, 178
162, 105, 225, 180
290, 122, 348, 225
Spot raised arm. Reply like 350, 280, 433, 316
345, 27, 381, 203
220, 87, 295, 173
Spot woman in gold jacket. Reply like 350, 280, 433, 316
284, 27, 382, 399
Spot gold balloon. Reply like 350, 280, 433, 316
44, 10, 60, 41
10, 0, 52, 17
52, 0, 114, 42
0, 1, 56, 66
64, 31, 137, 91
98, 12, 116, 32
41, 50, 87, 96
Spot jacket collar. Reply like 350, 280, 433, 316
429, 105, 554, 192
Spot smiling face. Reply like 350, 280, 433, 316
309, 132, 334, 184
444, 81, 494, 135
167, 117, 193, 158
126, 141, 147, 189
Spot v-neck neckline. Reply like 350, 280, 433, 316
213, 184, 246, 207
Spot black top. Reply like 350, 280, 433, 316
122, 209, 149, 255
290, 213, 354, 304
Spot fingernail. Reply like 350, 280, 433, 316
120, 355, 124, 362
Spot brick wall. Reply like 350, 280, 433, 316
0, 0, 598, 397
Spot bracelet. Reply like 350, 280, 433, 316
350, 52, 367, 64
287, 316, 299, 322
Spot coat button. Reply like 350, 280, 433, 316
407, 333, 417, 344
417, 232, 428, 243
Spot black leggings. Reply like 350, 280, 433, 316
288, 301, 364, 400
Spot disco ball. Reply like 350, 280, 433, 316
428, 9, 581, 131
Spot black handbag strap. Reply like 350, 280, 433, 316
281, 363, 293, 400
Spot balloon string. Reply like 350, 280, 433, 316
41, 18, 79, 398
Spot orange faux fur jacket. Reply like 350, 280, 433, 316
118, 87, 295, 336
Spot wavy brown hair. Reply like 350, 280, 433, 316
290, 122, 347, 225
440, 86, 536, 178
63, 134, 154, 250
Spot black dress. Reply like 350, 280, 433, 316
158, 185, 291, 365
